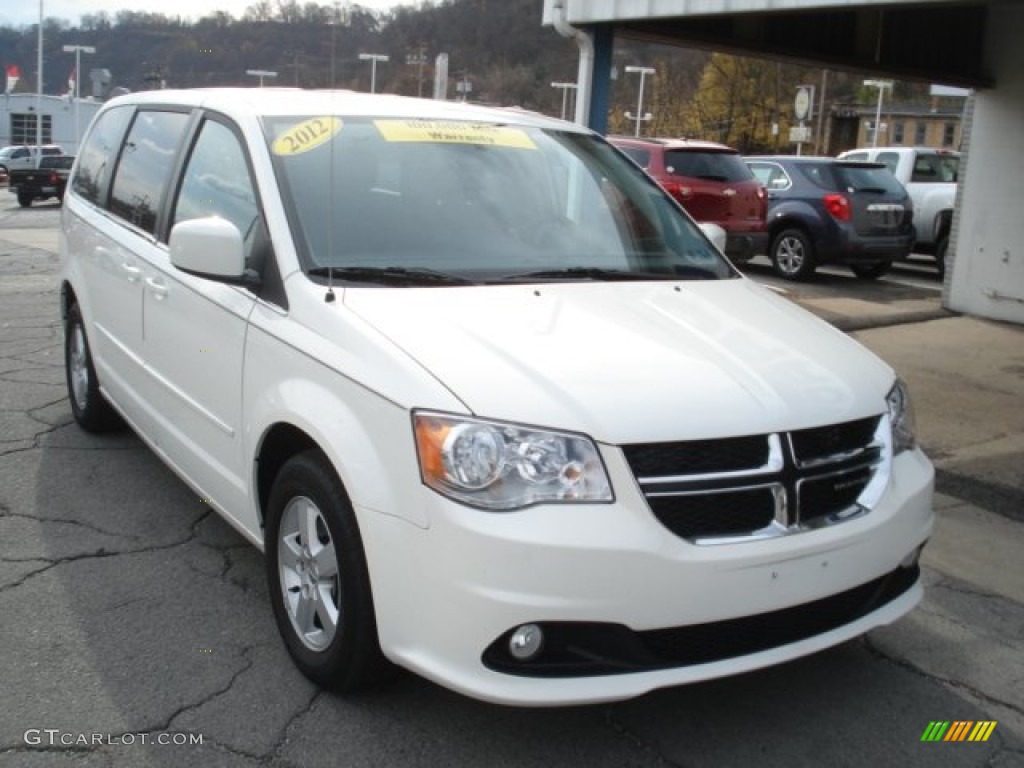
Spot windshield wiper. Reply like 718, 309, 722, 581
487, 268, 704, 284
306, 266, 475, 286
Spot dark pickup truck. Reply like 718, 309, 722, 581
9, 155, 74, 207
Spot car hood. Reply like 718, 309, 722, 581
342, 278, 894, 444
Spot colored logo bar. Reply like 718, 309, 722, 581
921, 721, 997, 742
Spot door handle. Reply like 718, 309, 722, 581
145, 277, 168, 301
122, 262, 142, 283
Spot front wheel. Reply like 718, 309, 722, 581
65, 303, 123, 432
850, 260, 892, 280
769, 228, 817, 280
265, 450, 392, 692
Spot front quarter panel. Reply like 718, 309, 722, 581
242, 294, 467, 536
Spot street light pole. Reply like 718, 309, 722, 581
359, 53, 389, 94
246, 69, 278, 87
864, 79, 892, 148
624, 65, 655, 137
36, 0, 43, 152
406, 48, 428, 98
551, 81, 577, 120
63, 44, 95, 153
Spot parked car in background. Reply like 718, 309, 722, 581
0, 144, 64, 175
836, 147, 958, 277
609, 136, 767, 263
8, 154, 75, 207
745, 156, 915, 280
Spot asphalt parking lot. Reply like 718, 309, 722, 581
1, 200, 1022, 768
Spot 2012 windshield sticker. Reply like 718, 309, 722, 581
374, 120, 537, 149
272, 117, 343, 156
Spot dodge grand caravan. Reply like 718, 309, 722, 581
60, 89, 933, 706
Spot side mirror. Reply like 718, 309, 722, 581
169, 216, 246, 281
698, 221, 727, 254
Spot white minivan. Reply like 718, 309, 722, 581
60, 89, 933, 706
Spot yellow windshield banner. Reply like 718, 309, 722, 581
272, 117, 343, 156
373, 120, 537, 149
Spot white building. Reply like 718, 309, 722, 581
1, 93, 103, 156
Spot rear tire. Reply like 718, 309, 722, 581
65, 303, 123, 432
850, 261, 892, 280
935, 236, 948, 280
17, 191, 32, 208
265, 450, 392, 692
770, 228, 817, 281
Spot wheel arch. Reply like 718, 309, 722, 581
60, 281, 78, 326
934, 208, 953, 241
766, 203, 819, 243
255, 422, 320, 529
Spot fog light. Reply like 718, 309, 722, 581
509, 624, 544, 661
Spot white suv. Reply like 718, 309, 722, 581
60, 89, 934, 706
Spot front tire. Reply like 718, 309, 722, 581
65, 303, 123, 432
265, 450, 391, 692
770, 228, 817, 280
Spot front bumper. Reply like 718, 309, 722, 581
358, 447, 933, 706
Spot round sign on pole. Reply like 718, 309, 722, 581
794, 87, 812, 121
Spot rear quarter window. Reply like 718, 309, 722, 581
72, 106, 134, 205
796, 163, 838, 191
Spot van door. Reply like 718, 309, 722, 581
139, 116, 259, 517
66, 106, 173, 431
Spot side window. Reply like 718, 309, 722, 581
843, 152, 868, 162
72, 106, 133, 205
109, 110, 190, 235
910, 155, 939, 183
172, 119, 259, 241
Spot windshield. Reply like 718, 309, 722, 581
263, 116, 734, 285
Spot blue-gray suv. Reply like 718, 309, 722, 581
745, 156, 915, 280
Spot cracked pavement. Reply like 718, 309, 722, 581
1, 203, 1021, 767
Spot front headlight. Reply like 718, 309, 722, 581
886, 378, 917, 454
413, 411, 613, 510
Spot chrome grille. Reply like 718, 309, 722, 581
624, 416, 888, 544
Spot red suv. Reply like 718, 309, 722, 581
608, 137, 767, 263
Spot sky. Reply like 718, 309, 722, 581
1, 0, 410, 28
